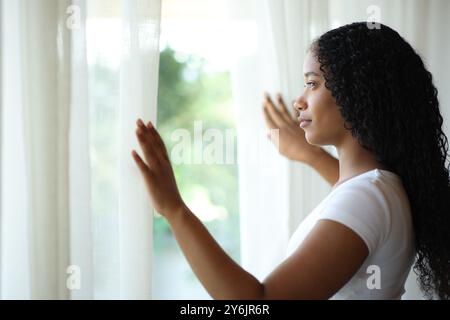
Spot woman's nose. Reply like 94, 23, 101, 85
292, 97, 307, 112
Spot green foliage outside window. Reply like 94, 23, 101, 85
154, 47, 240, 263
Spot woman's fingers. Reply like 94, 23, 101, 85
132, 150, 151, 176
263, 92, 297, 129
276, 94, 296, 124
135, 118, 164, 168
263, 104, 277, 129
263, 93, 286, 128
147, 121, 170, 162
135, 119, 171, 167
136, 127, 161, 168
137, 118, 147, 131
146, 121, 170, 163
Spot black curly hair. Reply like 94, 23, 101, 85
310, 22, 450, 299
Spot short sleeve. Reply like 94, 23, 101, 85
318, 184, 388, 254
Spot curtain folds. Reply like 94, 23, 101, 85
232, 0, 332, 283
1, 0, 161, 299
118, 0, 161, 299
1, 0, 75, 299
68, 0, 94, 300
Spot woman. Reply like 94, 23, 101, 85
132, 22, 450, 299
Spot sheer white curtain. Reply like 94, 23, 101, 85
118, 0, 161, 299
231, 0, 450, 299
1, 0, 75, 299
230, 0, 332, 282
1, 0, 161, 299
69, 0, 94, 300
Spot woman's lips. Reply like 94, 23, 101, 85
299, 120, 312, 128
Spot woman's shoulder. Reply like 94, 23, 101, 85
334, 168, 401, 188
321, 168, 412, 251
330, 169, 406, 202
328, 168, 410, 216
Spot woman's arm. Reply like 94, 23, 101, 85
167, 205, 264, 300
305, 147, 339, 186
263, 93, 339, 186
132, 119, 263, 299
132, 119, 367, 300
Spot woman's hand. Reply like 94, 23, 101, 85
132, 119, 186, 220
262, 92, 322, 164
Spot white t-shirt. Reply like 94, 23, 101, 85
286, 168, 416, 299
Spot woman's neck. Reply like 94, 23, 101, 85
335, 137, 387, 187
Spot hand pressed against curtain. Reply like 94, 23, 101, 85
132, 119, 186, 220
262, 91, 323, 163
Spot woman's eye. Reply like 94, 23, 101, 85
304, 82, 316, 89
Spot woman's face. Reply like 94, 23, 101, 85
294, 50, 347, 147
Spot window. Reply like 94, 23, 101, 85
152, 0, 245, 299
86, 0, 250, 299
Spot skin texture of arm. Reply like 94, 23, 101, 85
308, 147, 339, 187
132, 119, 368, 300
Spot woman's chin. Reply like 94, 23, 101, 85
305, 133, 325, 147
305, 133, 316, 145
